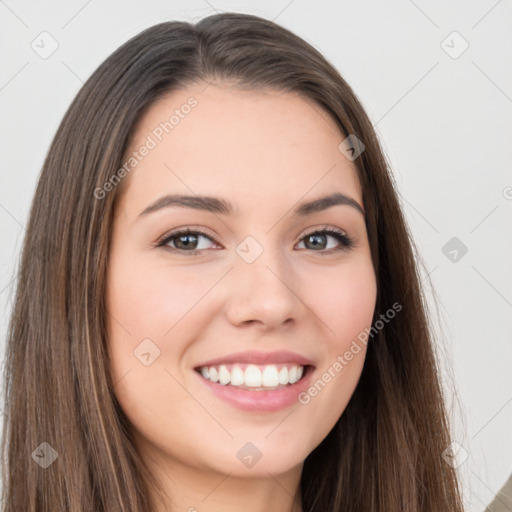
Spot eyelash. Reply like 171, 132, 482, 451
156, 226, 355, 256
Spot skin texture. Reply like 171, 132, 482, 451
106, 82, 377, 512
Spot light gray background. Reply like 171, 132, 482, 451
1, 1, 511, 510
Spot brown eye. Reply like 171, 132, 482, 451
158, 229, 217, 253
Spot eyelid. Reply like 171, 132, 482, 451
300, 224, 347, 238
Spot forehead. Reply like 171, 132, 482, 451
119, 83, 362, 219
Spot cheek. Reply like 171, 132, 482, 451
106, 254, 211, 338
295, 259, 376, 442
307, 259, 377, 346
105, 251, 222, 399
105, 255, 204, 434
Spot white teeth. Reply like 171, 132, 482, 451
244, 365, 262, 387
197, 363, 306, 388
230, 365, 245, 386
262, 365, 279, 387
218, 365, 231, 385
209, 367, 219, 383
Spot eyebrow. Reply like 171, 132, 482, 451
137, 191, 364, 219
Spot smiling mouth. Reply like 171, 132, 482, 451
194, 363, 311, 391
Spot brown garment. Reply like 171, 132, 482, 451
485, 473, 512, 512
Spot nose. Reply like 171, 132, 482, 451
224, 247, 303, 331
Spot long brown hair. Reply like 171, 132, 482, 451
1, 12, 464, 511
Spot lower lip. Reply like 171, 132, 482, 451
194, 366, 314, 412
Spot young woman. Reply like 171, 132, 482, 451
1, 12, 464, 512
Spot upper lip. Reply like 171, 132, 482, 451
194, 350, 315, 368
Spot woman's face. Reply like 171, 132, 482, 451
106, 83, 377, 482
